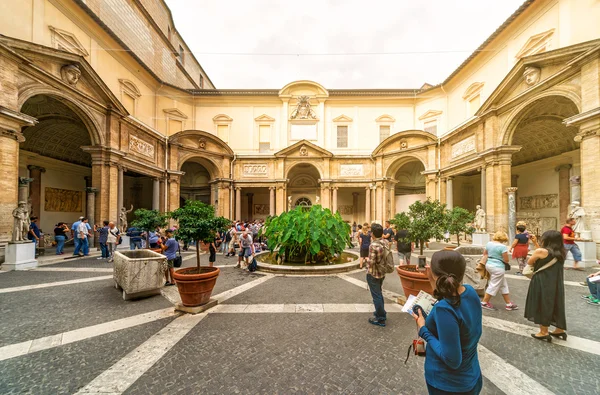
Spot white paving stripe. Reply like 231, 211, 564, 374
210, 303, 403, 314
478, 344, 555, 395
337, 273, 402, 302
212, 273, 273, 303
0, 275, 113, 293
75, 312, 207, 394
505, 273, 583, 287
0, 308, 177, 362
482, 315, 600, 356
33, 267, 113, 273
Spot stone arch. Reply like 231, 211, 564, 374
177, 154, 222, 180
385, 153, 428, 179
279, 80, 329, 98
18, 86, 104, 146
373, 129, 436, 157
285, 162, 323, 181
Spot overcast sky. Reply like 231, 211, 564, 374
165, 0, 525, 89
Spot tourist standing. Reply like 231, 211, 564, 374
583, 269, 600, 306
480, 231, 518, 311
127, 226, 143, 250
161, 229, 178, 286
351, 221, 357, 239
148, 227, 160, 248
223, 225, 233, 256
366, 223, 388, 327
524, 230, 567, 342
237, 230, 254, 269
509, 224, 538, 275
412, 250, 483, 394
28, 216, 41, 248
74, 218, 91, 257
562, 218, 583, 271
95, 220, 110, 260
383, 220, 394, 250
54, 222, 68, 255
396, 227, 413, 265
359, 222, 371, 269
106, 222, 120, 262
71, 216, 84, 254
209, 232, 217, 267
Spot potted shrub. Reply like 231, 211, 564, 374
170, 200, 230, 307
262, 205, 352, 264
131, 208, 169, 252
445, 206, 475, 247
396, 199, 446, 297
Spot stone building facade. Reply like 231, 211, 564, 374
0, 0, 600, 257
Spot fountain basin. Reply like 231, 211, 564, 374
255, 250, 360, 275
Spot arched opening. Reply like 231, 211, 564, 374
295, 197, 312, 210
287, 163, 320, 207
180, 160, 214, 207
392, 160, 426, 214
508, 95, 579, 235
19, 94, 95, 236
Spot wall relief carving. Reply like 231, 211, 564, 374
254, 204, 269, 215
519, 194, 558, 210
243, 164, 268, 176
516, 211, 557, 236
340, 164, 364, 177
60, 64, 81, 87
129, 135, 155, 158
451, 135, 475, 158
338, 205, 353, 215
399, 139, 408, 150
290, 96, 317, 120
523, 66, 541, 86
198, 138, 207, 149
299, 145, 309, 156
44, 187, 83, 212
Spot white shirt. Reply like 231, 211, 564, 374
77, 222, 88, 239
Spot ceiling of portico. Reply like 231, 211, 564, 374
180, 162, 211, 187
20, 95, 92, 167
510, 96, 579, 166
394, 161, 425, 194
288, 163, 320, 188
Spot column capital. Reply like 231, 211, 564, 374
269, 186, 276, 191
235, 186, 242, 191
574, 128, 600, 143
27, 165, 46, 173
352, 192, 359, 197
18, 177, 34, 186
246, 192, 254, 197
555, 164, 572, 172
0, 127, 25, 143
506, 187, 518, 194
85, 187, 99, 194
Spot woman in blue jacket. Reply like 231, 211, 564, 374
412, 250, 483, 394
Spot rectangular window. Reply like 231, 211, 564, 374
259, 142, 270, 153
259, 125, 270, 143
168, 119, 182, 134
178, 45, 184, 64
379, 125, 390, 142
199, 74, 204, 89
423, 120, 437, 135
122, 93, 135, 116
337, 125, 348, 148
217, 125, 229, 142
468, 95, 480, 117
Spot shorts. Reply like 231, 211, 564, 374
360, 247, 369, 258
167, 259, 175, 268
209, 251, 216, 263
243, 247, 252, 258
398, 251, 411, 264
564, 243, 582, 262
238, 248, 244, 257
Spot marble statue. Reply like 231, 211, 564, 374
119, 204, 134, 232
60, 64, 81, 86
523, 66, 541, 86
315, 195, 320, 204
568, 201, 587, 236
474, 205, 486, 232
12, 201, 30, 242
287, 196, 292, 211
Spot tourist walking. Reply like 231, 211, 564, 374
126, 226, 143, 250
106, 222, 120, 262
236, 230, 254, 269
73, 217, 91, 256
53, 222, 68, 255
562, 218, 583, 271
209, 232, 217, 267
583, 269, 600, 306
480, 231, 518, 311
524, 230, 567, 342
351, 221, 357, 239
396, 227, 413, 265
412, 250, 483, 394
95, 220, 110, 259
161, 229, 178, 286
28, 216, 41, 249
223, 225, 233, 256
366, 223, 388, 327
509, 223, 538, 275
71, 216, 90, 255
359, 222, 371, 269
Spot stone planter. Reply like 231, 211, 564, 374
397, 265, 434, 297
113, 249, 167, 300
173, 266, 220, 307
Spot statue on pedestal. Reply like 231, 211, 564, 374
119, 204, 134, 232
315, 195, 320, 204
568, 201, 587, 238
474, 205, 486, 233
12, 201, 30, 242
287, 196, 292, 211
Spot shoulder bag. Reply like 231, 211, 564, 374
523, 257, 557, 279
173, 241, 182, 268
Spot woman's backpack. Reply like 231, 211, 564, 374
372, 240, 395, 274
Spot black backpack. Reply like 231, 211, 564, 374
248, 258, 258, 272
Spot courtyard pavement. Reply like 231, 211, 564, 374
0, 247, 599, 394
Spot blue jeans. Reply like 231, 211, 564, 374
100, 242, 108, 258
55, 235, 66, 254
367, 273, 386, 321
564, 243, 582, 262
130, 240, 142, 250
73, 237, 80, 253
587, 278, 600, 299
74, 237, 88, 255
427, 374, 483, 395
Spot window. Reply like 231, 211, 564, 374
337, 125, 348, 148
259, 143, 270, 153
217, 125, 229, 141
169, 119, 182, 134
122, 93, 135, 115
379, 125, 390, 142
468, 95, 480, 117
463, 82, 484, 118
423, 120, 437, 134
259, 125, 270, 152
167, 26, 172, 42
118, 79, 141, 117
213, 114, 233, 143
199, 74, 204, 89
178, 45, 184, 64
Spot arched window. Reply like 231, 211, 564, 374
295, 197, 312, 210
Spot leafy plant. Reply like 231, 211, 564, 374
170, 200, 230, 272
262, 205, 351, 264
390, 212, 411, 234
131, 209, 169, 249
445, 206, 475, 246
406, 199, 447, 255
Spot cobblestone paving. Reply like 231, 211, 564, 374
0, 248, 599, 394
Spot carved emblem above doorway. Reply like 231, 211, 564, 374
290, 96, 317, 120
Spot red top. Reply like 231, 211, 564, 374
561, 225, 575, 244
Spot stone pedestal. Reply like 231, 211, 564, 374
565, 240, 598, 268
3, 241, 37, 271
472, 232, 490, 246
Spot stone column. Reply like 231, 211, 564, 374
152, 178, 160, 211
117, 166, 124, 215
389, 185, 396, 218
365, 186, 371, 224
352, 192, 359, 223
480, 166, 486, 211
247, 193, 254, 220
269, 187, 275, 216
507, 187, 518, 243
275, 186, 286, 215
18, 177, 33, 203
332, 187, 338, 213
556, 164, 572, 223
320, 183, 331, 210
235, 187, 242, 221
27, 165, 45, 218
371, 186, 376, 222
85, 187, 98, 225
381, 183, 387, 222
446, 177, 454, 209
570, 175, 581, 205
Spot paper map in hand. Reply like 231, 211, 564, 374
401, 291, 437, 315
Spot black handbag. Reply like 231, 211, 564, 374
173, 243, 182, 268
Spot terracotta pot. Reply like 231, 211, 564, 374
173, 266, 220, 307
396, 265, 434, 297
